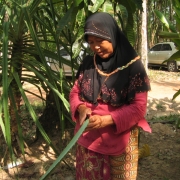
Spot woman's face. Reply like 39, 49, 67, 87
87, 35, 113, 59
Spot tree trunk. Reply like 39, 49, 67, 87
141, 0, 148, 72
37, 90, 73, 139
136, 10, 142, 55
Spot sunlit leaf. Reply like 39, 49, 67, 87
154, 10, 177, 33
172, 89, 180, 100
163, 50, 180, 63
158, 32, 180, 39
88, 0, 105, 13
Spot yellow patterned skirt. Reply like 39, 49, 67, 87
110, 127, 139, 180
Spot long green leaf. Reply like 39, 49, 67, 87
154, 10, 177, 33
29, 0, 43, 15
158, 32, 180, 39
8, 87, 25, 155
23, 7, 49, 70
0, 98, 6, 141
23, 62, 70, 111
2, 21, 11, 145
126, 20, 135, 45
172, 89, 180, 100
119, 0, 137, 13
174, 6, 180, 18
40, 119, 89, 180
57, 7, 78, 34
0, 4, 6, 20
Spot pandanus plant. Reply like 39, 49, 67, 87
0, 0, 73, 163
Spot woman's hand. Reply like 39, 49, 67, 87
77, 104, 92, 125
85, 115, 114, 131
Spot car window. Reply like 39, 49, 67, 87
60, 49, 69, 56
150, 44, 162, 51
161, 44, 172, 51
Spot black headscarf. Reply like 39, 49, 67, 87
76, 12, 150, 106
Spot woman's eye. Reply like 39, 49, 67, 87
88, 41, 93, 45
97, 39, 104, 43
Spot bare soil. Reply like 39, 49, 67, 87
0, 69, 180, 180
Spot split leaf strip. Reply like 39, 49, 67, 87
40, 119, 89, 180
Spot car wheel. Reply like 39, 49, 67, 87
167, 61, 178, 72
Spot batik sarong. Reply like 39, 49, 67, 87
76, 127, 139, 180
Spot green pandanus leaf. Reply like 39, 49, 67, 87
40, 119, 89, 180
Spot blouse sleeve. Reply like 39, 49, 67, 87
69, 80, 84, 121
110, 92, 148, 134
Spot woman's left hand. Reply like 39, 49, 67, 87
85, 115, 114, 131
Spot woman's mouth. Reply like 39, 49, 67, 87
97, 51, 104, 56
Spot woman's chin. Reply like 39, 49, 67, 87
98, 54, 109, 59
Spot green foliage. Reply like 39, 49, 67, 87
150, 114, 180, 128
154, 0, 180, 104
156, 103, 164, 111
0, 0, 71, 164
88, 0, 105, 13
110, 0, 143, 45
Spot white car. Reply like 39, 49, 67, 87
148, 42, 180, 72
48, 48, 75, 76
47, 44, 89, 76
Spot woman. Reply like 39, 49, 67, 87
69, 12, 151, 180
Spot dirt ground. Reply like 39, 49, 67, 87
137, 76, 180, 180
0, 70, 180, 180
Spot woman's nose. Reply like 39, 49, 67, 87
94, 44, 100, 50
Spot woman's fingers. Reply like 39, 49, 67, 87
79, 107, 92, 125
85, 116, 102, 131
79, 117, 85, 125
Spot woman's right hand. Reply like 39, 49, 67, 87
77, 104, 92, 125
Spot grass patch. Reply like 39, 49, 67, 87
149, 113, 180, 128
